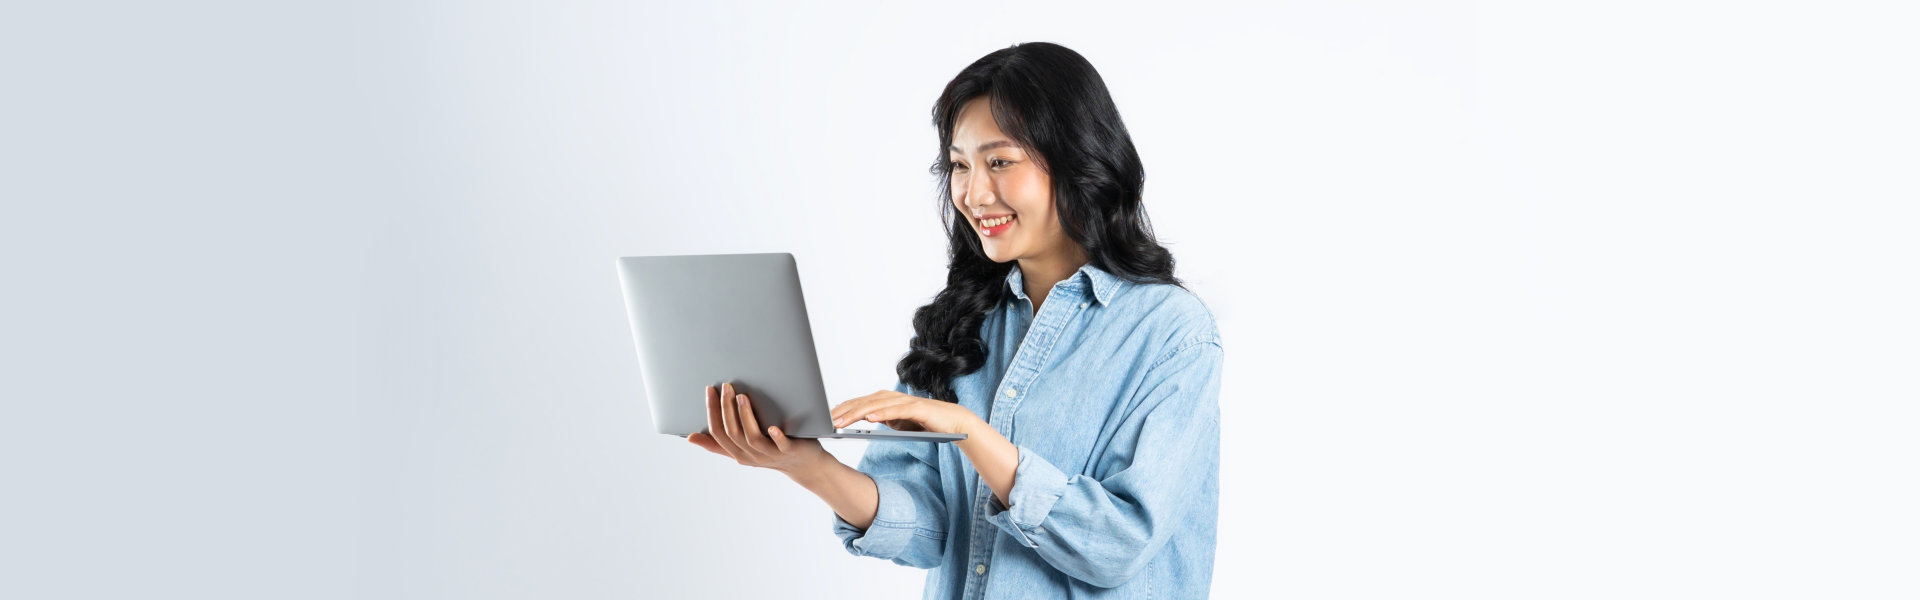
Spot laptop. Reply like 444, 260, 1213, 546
616, 252, 964, 443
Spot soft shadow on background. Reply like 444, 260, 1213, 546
3, 1, 1915, 598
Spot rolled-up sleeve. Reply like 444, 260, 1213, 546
982, 337, 1223, 588
830, 381, 950, 569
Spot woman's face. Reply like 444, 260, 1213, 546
948, 97, 1072, 264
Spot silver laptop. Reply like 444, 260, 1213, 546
616, 252, 964, 443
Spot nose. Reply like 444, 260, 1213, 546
961, 167, 993, 210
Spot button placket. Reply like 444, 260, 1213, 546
963, 286, 1092, 599
964, 477, 995, 599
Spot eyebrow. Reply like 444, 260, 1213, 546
949, 140, 1016, 154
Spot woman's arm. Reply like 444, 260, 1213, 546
955, 425, 1019, 506
826, 338, 1222, 589
979, 340, 1224, 588
688, 382, 880, 528
690, 381, 952, 568
782, 456, 880, 530
831, 390, 1020, 505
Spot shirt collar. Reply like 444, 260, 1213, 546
1004, 261, 1122, 306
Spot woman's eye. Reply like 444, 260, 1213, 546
990, 158, 1011, 168
950, 161, 968, 170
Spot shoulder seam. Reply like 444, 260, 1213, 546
1146, 334, 1222, 372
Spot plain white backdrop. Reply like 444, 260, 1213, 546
3, 1, 1916, 598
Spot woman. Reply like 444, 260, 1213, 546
689, 42, 1224, 598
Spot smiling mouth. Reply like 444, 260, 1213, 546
980, 214, 1017, 236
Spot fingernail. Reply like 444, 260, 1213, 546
736, 395, 746, 405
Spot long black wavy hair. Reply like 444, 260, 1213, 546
896, 42, 1184, 404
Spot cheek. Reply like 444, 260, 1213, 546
1007, 170, 1052, 215
1006, 172, 1052, 233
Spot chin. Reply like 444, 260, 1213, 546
981, 243, 1017, 263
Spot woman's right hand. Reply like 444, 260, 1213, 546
687, 381, 833, 476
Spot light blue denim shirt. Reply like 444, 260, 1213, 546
832, 262, 1224, 598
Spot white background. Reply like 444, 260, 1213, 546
3, 1, 1916, 598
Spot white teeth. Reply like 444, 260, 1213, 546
982, 215, 1015, 227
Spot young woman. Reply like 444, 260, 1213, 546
689, 42, 1224, 598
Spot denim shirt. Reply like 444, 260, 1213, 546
832, 262, 1224, 599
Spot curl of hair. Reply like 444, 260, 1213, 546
897, 42, 1182, 404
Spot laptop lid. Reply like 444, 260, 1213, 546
615, 252, 838, 437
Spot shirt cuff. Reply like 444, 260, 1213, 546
981, 445, 1070, 548
831, 475, 925, 559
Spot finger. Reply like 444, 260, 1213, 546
687, 432, 730, 457
829, 391, 884, 425
768, 426, 793, 453
838, 395, 914, 428
704, 385, 745, 459
862, 403, 925, 429
718, 382, 760, 460
862, 405, 901, 423
736, 393, 776, 458
832, 390, 906, 423
719, 382, 741, 438
832, 392, 904, 427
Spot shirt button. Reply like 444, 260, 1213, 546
1004, 388, 1018, 398
976, 563, 987, 575
1080, 302, 1088, 309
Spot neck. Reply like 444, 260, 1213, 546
1018, 245, 1090, 313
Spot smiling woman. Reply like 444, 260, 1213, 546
905, 41, 1182, 406
946, 101, 1062, 257
686, 41, 1223, 598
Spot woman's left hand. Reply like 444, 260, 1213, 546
831, 390, 985, 436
